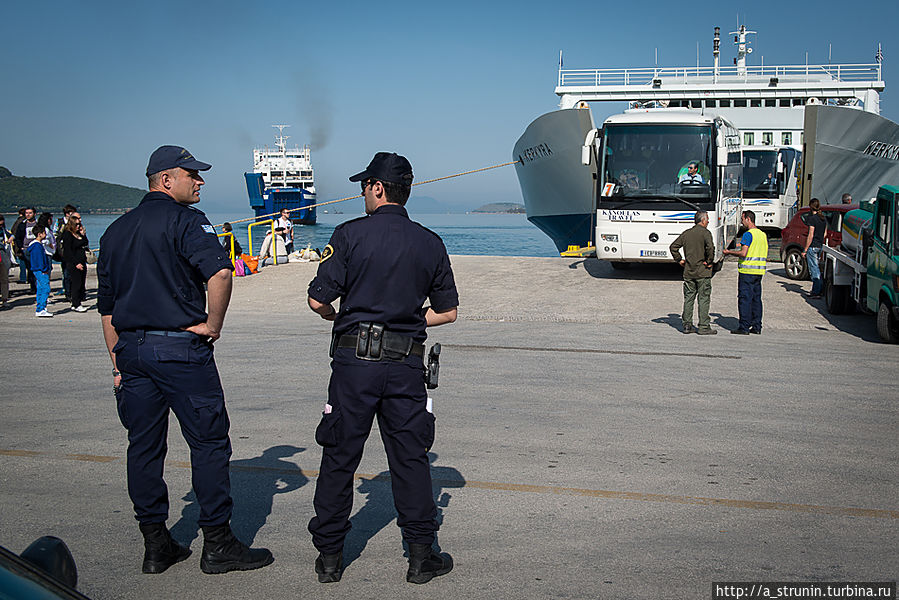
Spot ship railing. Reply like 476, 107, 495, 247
558, 63, 882, 87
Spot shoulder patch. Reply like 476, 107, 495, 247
201, 224, 216, 234
320, 244, 334, 263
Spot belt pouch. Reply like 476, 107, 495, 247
368, 323, 384, 359
356, 322, 372, 359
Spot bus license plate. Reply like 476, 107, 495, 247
640, 250, 668, 258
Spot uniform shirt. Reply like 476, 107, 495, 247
308, 204, 458, 342
97, 191, 233, 332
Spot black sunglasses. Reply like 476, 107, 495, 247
361, 179, 378, 193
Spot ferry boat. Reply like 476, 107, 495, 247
245, 125, 316, 224
514, 26, 886, 254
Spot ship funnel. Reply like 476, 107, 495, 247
713, 27, 720, 79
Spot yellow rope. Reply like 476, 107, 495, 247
218, 160, 521, 227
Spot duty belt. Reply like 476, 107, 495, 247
331, 322, 424, 361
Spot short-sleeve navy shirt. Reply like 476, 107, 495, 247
97, 191, 233, 331
308, 204, 458, 342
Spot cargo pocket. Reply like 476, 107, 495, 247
188, 392, 229, 438
315, 404, 343, 448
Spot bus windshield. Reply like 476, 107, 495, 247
601, 124, 713, 206
743, 150, 779, 198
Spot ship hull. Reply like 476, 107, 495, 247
513, 108, 597, 253
245, 173, 316, 225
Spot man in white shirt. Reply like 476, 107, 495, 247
678, 162, 704, 185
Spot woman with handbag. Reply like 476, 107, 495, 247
61, 213, 89, 312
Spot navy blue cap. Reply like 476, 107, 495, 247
146, 145, 212, 176
349, 152, 413, 184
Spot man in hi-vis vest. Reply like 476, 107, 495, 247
723, 210, 768, 335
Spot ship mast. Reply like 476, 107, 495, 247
273, 124, 290, 187
730, 25, 756, 76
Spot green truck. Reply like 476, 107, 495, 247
822, 185, 899, 343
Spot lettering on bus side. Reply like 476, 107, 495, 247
518, 143, 554, 163
601, 210, 639, 222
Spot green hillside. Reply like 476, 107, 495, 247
0, 167, 144, 213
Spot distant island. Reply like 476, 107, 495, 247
0, 166, 144, 214
472, 202, 526, 214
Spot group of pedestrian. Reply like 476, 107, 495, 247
671, 210, 769, 335
98, 146, 457, 585
1, 204, 91, 315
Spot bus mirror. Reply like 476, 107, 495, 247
717, 147, 728, 166
581, 145, 592, 166
777, 161, 785, 174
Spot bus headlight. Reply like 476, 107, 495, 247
601, 233, 619, 242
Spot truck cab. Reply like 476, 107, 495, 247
867, 185, 899, 342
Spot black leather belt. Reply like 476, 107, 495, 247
332, 322, 424, 361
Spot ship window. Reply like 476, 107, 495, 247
782, 132, 792, 145
765, 99, 776, 107
762, 132, 773, 145
734, 99, 747, 107
793, 98, 804, 106
691, 99, 702, 108
719, 99, 731, 107
780, 99, 791, 107
744, 132, 755, 146
705, 100, 717, 108
750, 99, 762, 107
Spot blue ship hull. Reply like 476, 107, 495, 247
245, 173, 316, 224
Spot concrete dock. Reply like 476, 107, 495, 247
0, 257, 896, 599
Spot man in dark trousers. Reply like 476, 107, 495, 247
669, 211, 717, 334
306, 152, 459, 584
98, 145, 273, 576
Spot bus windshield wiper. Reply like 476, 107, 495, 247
624, 193, 703, 211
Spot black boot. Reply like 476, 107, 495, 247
139, 522, 191, 574
200, 523, 273, 574
314, 551, 343, 583
406, 543, 453, 584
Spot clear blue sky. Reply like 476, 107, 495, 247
2, 0, 896, 213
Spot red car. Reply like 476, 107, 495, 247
781, 203, 857, 280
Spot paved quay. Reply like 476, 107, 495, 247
0, 256, 896, 600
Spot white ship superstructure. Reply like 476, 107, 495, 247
253, 125, 315, 195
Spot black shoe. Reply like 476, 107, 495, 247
200, 524, 273, 574
682, 324, 696, 334
406, 543, 453, 584
730, 329, 750, 335
139, 522, 191, 574
315, 551, 343, 583
749, 327, 761, 335
696, 327, 718, 335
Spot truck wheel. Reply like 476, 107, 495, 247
824, 263, 851, 314
783, 248, 807, 280
876, 301, 899, 344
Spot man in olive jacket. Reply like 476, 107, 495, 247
669, 211, 716, 334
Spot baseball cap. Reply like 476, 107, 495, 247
146, 145, 212, 176
348, 152, 413, 184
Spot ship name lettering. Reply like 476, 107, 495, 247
519, 143, 554, 164
863, 140, 899, 161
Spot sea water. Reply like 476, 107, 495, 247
74, 210, 561, 258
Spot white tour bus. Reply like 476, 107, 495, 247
587, 110, 742, 268
741, 145, 802, 231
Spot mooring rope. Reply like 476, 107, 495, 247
217, 159, 521, 228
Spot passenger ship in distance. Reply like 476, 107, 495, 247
514, 26, 885, 254
245, 125, 316, 224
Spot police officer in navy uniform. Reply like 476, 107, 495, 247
307, 152, 459, 584
98, 145, 273, 575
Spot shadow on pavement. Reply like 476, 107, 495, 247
170, 444, 308, 546
776, 280, 881, 343
571, 258, 683, 281
343, 452, 465, 567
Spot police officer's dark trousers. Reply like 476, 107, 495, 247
114, 330, 234, 527
309, 348, 437, 555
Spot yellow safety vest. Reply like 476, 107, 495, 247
737, 228, 768, 275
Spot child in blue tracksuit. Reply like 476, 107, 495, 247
27, 225, 52, 317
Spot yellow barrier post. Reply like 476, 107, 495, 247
216, 232, 236, 275
247, 219, 275, 265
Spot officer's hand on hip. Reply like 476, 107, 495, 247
183, 322, 221, 342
